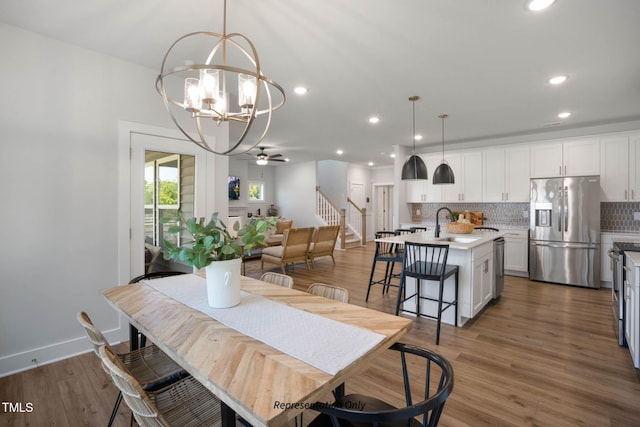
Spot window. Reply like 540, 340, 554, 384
248, 181, 264, 202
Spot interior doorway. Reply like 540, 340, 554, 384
375, 185, 393, 232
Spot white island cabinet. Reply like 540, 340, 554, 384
376, 231, 498, 326
625, 251, 640, 368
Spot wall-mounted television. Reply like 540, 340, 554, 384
228, 176, 240, 200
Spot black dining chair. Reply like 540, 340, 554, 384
366, 231, 404, 301
394, 228, 415, 235
410, 226, 428, 233
308, 342, 454, 427
397, 242, 459, 345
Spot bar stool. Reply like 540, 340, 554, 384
410, 226, 428, 233
394, 228, 415, 235
366, 231, 404, 301
396, 242, 459, 345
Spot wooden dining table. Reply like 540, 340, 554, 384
102, 273, 412, 427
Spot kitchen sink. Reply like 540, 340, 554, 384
437, 236, 479, 243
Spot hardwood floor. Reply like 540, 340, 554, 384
2, 242, 639, 426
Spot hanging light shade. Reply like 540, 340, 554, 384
401, 96, 429, 180
156, 0, 285, 156
433, 114, 455, 184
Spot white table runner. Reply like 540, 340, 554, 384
142, 274, 385, 375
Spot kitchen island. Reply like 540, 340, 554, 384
376, 230, 503, 326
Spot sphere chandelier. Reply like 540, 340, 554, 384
156, 0, 286, 155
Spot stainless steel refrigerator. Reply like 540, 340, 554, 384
529, 176, 600, 288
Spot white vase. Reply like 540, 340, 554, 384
204, 258, 241, 308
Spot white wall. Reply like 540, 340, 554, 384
371, 166, 394, 183
0, 24, 200, 376
317, 160, 348, 208
274, 162, 319, 227
247, 164, 276, 217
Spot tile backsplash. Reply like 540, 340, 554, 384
601, 202, 640, 232
410, 202, 640, 233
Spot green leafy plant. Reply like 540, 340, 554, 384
161, 211, 275, 270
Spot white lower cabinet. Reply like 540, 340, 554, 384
504, 230, 528, 275
625, 254, 639, 368
471, 242, 493, 317
600, 233, 640, 286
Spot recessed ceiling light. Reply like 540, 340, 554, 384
548, 75, 568, 85
293, 86, 308, 95
414, 134, 423, 141
558, 111, 571, 119
390, 153, 396, 158
336, 149, 344, 155
525, 0, 556, 11
369, 116, 380, 124
368, 162, 374, 167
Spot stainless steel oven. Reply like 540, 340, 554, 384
609, 246, 625, 346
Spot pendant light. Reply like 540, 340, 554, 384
401, 96, 429, 180
156, 0, 285, 156
433, 114, 455, 184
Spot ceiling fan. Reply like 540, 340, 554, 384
254, 147, 286, 165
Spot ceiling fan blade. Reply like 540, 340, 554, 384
268, 153, 283, 158
270, 158, 286, 162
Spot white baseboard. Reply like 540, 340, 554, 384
0, 325, 127, 378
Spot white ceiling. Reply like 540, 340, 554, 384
2, 0, 639, 166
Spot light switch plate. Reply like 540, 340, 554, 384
634, 212, 640, 221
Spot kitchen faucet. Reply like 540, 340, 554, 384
434, 207, 454, 238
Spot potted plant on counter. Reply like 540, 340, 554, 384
161, 211, 274, 308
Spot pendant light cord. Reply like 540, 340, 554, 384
439, 113, 448, 161
410, 96, 419, 154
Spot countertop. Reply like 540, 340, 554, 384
627, 251, 640, 266
376, 229, 504, 250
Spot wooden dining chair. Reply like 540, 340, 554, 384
77, 312, 185, 427
308, 342, 454, 427
307, 225, 340, 268
261, 227, 314, 273
307, 283, 350, 303
260, 271, 294, 288
99, 345, 221, 427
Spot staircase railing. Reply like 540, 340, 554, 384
316, 187, 346, 249
347, 197, 366, 246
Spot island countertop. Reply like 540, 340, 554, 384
375, 229, 505, 250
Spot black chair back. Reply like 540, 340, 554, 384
402, 242, 450, 280
129, 271, 186, 284
310, 342, 454, 427
394, 228, 414, 235
374, 231, 400, 258
410, 226, 428, 233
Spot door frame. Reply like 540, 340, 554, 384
372, 182, 394, 236
117, 120, 227, 287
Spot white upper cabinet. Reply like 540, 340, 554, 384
530, 138, 600, 178
424, 154, 444, 202
483, 145, 530, 202
405, 155, 442, 203
442, 151, 483, 202
600, 133, 640, 202
405, 154, 442, 203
